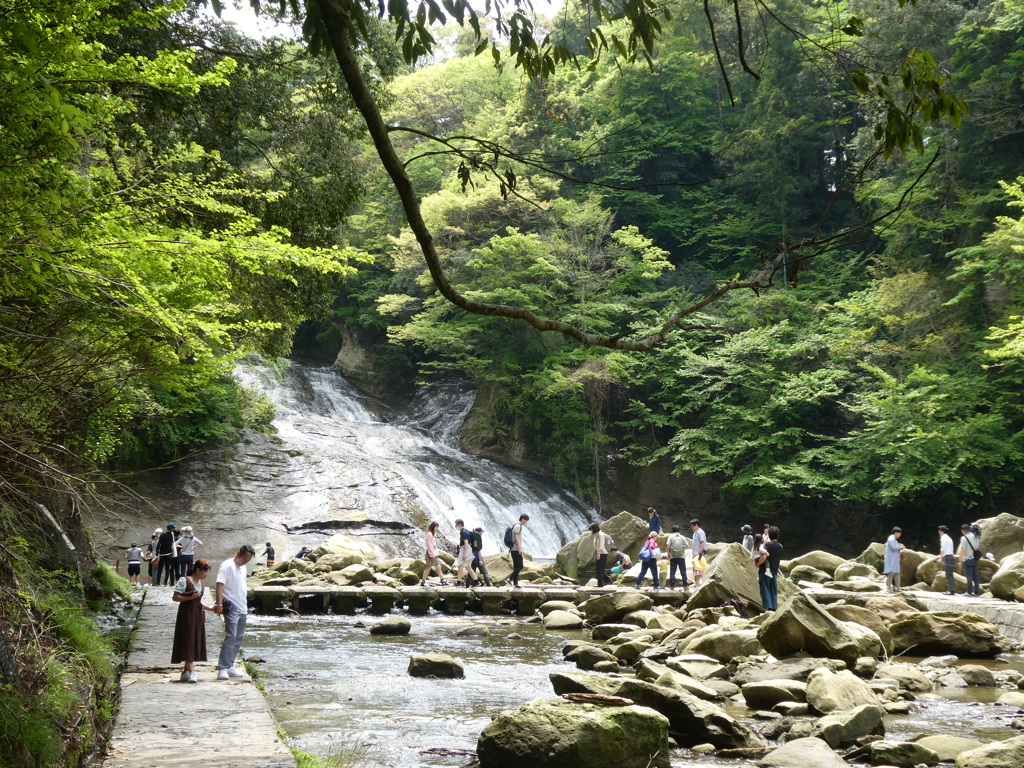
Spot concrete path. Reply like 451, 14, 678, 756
102, 587, 295, 768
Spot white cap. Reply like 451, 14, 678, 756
154, 528, 163, 535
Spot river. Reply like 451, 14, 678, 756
243, 610, 1024, 768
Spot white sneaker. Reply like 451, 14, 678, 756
226, 667, 245, 678
217, 669, 229, 680
179, 669, 191, 683
188, 671, 198, 684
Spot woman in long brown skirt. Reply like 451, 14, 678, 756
171, 557, 215, 683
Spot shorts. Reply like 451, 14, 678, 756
127, 562, 141, 576
458, 554, 474, 568
425, 555, 439, 567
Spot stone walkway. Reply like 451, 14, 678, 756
101, 587, 295, 768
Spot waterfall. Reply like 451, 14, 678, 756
227, 362, 595, 558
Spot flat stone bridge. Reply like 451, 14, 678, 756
249, 584, 688, 617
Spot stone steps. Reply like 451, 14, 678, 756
248, 584, 690, 616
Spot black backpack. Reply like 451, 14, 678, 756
469, 530, 483, 553
503, 525, 515, 549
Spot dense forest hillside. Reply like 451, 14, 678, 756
2, 0, 1024, 763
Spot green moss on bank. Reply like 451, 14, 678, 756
0, 522, 129, 767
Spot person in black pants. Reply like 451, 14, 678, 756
509, 514, 529, 587
155, 523, 178, 585
764, 526, 784, 611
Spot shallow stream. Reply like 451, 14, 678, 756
244, 612, 1024, 768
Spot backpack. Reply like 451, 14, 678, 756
970, 523, 982, 537
469, 530, 483, 553
503, 526, 515, 550
668, 533, 686, 558
722, 598, 748, 618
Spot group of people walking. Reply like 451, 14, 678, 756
885, 523, 984, 596
421, 513, 532, 588
126, 523, 204, 587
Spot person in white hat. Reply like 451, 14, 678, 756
177, 525, 203, 576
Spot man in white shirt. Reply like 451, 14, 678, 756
935, 525, 956, 595
215, 544, 255, 679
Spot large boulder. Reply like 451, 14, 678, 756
787, 551, 846, 578
853, 542, 885, 572
408, 654, 464, 678
477, 696, 670, 768
309, 533, 376, 565
810, 703, 885, 748
370, 616, 411, 635
682, 630, 763, 664
733, 658, 841, 685
899, 549, 929, 587
833, 561, 880, 581
974, 513, 1024, 561
887, 610, 1012, 657
805, 668, 879, 714
758, 737, 850, 768
916, 558, 941, 585
550, 672, 764, 749
875, 663, 933, 692
912, 735, 983, 762
565, 645, 620, 671
741, 679, 808, 709
544, 610, 586, 630
955, 734, 1024, 768
555, 511, 649, 579
862, 594, 923, 622
688, 543, 800, 613
327, 563, 374, 585
822, 604, 893, 652
757, 593, 883, 664
988, 551, 1024, 600
862, 740, 939, 767
789, 565, 832, 584
581, 592, 654, 624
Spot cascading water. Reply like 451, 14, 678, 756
216, 362, 595, 559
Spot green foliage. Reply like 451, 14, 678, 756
0, 517, 122, 768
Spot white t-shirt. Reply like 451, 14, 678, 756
939, 533, 954, 558
217, 557, 248, 607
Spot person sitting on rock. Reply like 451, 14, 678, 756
608, 547, 632, 575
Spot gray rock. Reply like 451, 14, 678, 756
823, 604, 894, 652
456, 624, 491, 637
810, 703, 884, 748
805, 668, 879, 715
773, 702, 808, 716
853, 542, 885, 572
556, 510, 649, 581
654, 670, 720, 701
539, 600, 580, 616
911, 735, 982, 762
790, 565, 832, 584
988, 552, 1024, 600
758, 736, 849, 768
955, 734, 1024, 768
565, 644, 619, 671
477, 696, 669, 768
974, 512, 1024, 562
733, 658, 842, 685
860, 740, 939, 767
543, 610, 586, 630
919, 654, 958, 668
666, 654, 729, 680
834, 561, 880, 581
787, 551, 847, 578
408, 653, 463, 678
888, 610, 1012, 657
957, 664, 997, 686
936, 670, 968, 688
683, 629, 763, 664
591, 623, 637, 641
876, 663, 933, 692
757, 593, 883, 665
581, 592, 654, 624
741, 679, 808, 710
370, 616, 411, 635
550, 672, 764, 749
